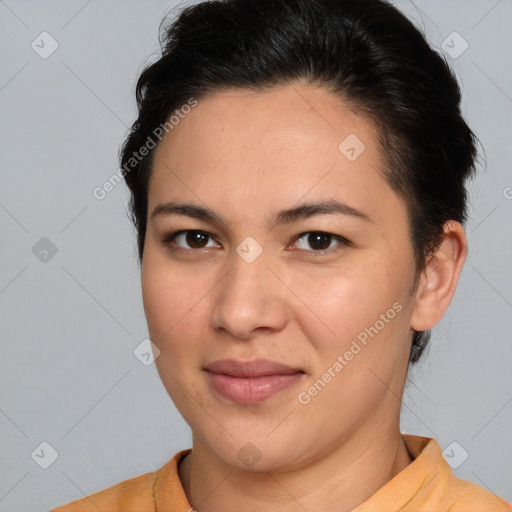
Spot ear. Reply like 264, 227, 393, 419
410, 220, 468, 332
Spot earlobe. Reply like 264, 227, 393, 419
410, 220, 468, 332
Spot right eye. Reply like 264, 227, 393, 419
160, 230, 220, 252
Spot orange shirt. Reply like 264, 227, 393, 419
50, 434, 511, 511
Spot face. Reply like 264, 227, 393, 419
141, 83, 419, 472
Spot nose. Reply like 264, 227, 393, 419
209, 245, 288, 340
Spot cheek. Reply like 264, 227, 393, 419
141, 265, 172, 337
292, 267, 410, 427
142, 260, 209, 408
142, 257, 199, 348
141, 255, 219, 382
292, 262, 413, 409
293, 260, 407, 351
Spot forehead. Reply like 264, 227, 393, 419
154, 84, 379, 163
148, 84, 401, 225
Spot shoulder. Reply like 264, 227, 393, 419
48, 469, 157, 511
48, 449, 191, 512
397, 435, 511, 511
445, 475, 512, 512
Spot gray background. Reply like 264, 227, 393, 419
0, 1, 510, 510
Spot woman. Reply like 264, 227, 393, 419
51, 0, 511, 510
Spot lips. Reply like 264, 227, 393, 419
204, 358, 303, 378
204, 358, 305, 403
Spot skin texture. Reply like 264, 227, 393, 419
141, 83, 467, 512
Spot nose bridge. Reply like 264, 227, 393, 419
235, 235, 266, 266
225, 235, 272, 296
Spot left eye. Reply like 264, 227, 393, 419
291, 231, 348, 253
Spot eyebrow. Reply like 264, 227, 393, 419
150, 199, 372, 229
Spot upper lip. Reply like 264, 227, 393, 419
204, 358, 303, 378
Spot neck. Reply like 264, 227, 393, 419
178, 426, 414, 512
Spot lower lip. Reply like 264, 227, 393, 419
206, 371, 304, 404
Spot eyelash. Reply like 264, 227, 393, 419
159, 230, 351, 256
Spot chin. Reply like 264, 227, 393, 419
201, 430, 311, 474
